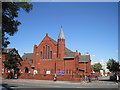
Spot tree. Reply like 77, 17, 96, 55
92, 63, 102, 72
3, 53, 20, 78
2, 2, 33, 48
107, 59, 119, 73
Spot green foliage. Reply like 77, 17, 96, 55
3, 53, 20, 70
107, 59, 119, 72
92, 63, 102, 72
2, 2, 33, 48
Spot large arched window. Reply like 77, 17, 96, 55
41, 45, 52, 59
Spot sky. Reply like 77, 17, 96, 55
7, 2, 118, 64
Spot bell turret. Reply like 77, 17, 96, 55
57, 26, 65, 60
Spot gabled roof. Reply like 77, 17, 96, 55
2, 48, 23, 62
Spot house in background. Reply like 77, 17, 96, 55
2, 48, 23, 78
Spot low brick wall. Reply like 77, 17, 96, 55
2, 73, 86, 81
18, 73, 82, 81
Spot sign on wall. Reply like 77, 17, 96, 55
46, 71, 51, 74
58, 71, 64, 75
33, 70, 38, 75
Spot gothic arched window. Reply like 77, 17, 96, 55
42, 46, 52, 59
43, 47, 45, 59
49, 51, 52, 59
40, 52, 42, 59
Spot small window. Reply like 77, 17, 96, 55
40, 52, 43, 59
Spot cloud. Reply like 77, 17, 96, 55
92, 55, 96, 57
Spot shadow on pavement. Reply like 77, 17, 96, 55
2, 83, 17, 90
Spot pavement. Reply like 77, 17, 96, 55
1, 76, 119, 89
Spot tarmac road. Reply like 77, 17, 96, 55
1, 76, 119, 90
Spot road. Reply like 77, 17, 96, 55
1, 76, 119, 90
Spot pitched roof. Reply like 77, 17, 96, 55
49, 37, 75, 58
50, 38, 57, 46
22, 53, 33, 60
64, 52, 75, 58
65, 47, 73, 52
22, 53, 33, 65
79, 55, 89, 62
2, 48, 23, 61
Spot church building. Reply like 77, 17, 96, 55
21, 27, 92, 81
2, 27, 93, 81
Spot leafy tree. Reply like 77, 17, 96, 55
3, 53, 20, 78
107, 59, 119, 73
92, 63, 102, 72
2, 2, 33, 48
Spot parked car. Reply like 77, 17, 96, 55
109, 75, 117, 81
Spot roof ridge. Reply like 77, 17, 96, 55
4, 48, 15, 49
46, 36, 73, 52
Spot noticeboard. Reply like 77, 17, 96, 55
58, 71, 64, 75
46, 71, 50, 74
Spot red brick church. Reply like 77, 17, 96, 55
2, 27, 93, 81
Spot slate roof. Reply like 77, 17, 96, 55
64, 52, 75, 58
2, 48, 23, 61
50, 38, 57, 46
79, 55, 89, 62
65, 47, 73, 53
22, 53, 33, 65
50, 37, 75, 58
22, 53, 33, 60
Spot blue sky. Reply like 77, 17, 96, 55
7, 2, 118, 64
